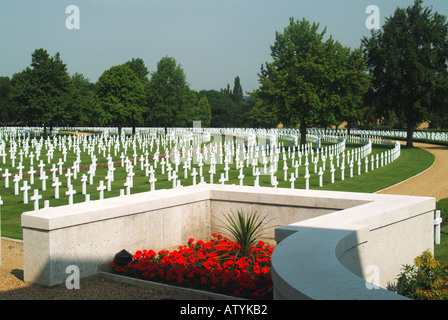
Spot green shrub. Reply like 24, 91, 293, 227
214, 209, 275, 257
394, 250, 448, 300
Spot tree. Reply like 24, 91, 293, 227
362, 0, 448, 147
147, 56, 196, 127
94, 64, 145, 136
330, 43, 372, 134
231, 76, 244, 105
254, 18, 339, 146
69, 73, 95, 126
123, 58, 150, 132
241, 95, 279, 128
10, 48, 73, 135
0, 76, 17, 125
192, 96, 211, 127
198, 89, 234, 127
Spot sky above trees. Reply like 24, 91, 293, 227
1, 0, 447, 92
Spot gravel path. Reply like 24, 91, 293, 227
377, 142, 448, 201
1, 141, 446, 300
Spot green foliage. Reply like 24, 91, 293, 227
10, 49, 73, 134
214, 209, 274, 257
362, 0, 448, 147
394, 250, 448, 300
254, 17, 371, 143
94, 64, 146, 133
192, 96, 211, 127
69, 73, 95, 126
147, 56, 196, 127
0, 76, 17, 125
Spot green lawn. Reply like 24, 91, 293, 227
320, 146, 435, 193
0, 136, 436, 240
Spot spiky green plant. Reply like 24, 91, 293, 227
215, 209, 274, 257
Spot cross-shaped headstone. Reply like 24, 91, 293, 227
65, 168, 73, 187
171, 171, 178, 189
17, 162, 24, 180
20, 181, 31, 204
238, 169, 244, 186
30, 189, 42, 211
38, 160, 45, 176
81, 174, 87, 195
191, 168, 198, 186
434, 210, 443, 245
304, 170, 310, 190
40, 171, 48, 191
124, 177, 131, 195
97, 180, 106, 200
318, 167, 324, 187
13, 174, 20, 195
330, 164, 335, 184
149, 173, 157, 191
289, 173, 296, 189
52, 177, 62, 199
219, 173, 226, 185
65, 185, 76, 205
57, 158, 64, 175
2, 168, 11, 188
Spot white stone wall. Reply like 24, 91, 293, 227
21, 184, 435, 300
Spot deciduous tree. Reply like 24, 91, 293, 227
362, 0, 448, 147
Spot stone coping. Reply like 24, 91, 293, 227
21, 184, 375, 232
272, 192, 434, 300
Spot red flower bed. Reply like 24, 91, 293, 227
111, 233, 274, 299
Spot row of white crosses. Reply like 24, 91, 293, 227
0, 128, 402, 213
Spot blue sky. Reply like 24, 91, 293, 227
1, 0, 447, 92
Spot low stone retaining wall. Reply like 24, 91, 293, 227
21, 185, 435, 300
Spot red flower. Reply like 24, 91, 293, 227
112, 233, 273, 299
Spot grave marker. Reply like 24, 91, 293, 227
30, 189, 42, 211
20, 181, 31, 204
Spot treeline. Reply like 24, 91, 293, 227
0, 51, 259, 133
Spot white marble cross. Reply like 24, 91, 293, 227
57, 158, 64, 175
304, 169, 310, 190
330, 164, 335, 184
318, 167, 323, 187
28, 166, 36, 185
289, 173, 296, 189
13, 174, 20, 195
81, 174, 87, 195
40, 171, 48, 191
17, 162, 24, 180
50, 164, 58, 182
30, 189, 42, 211
219, 173, 226, 185
238, 168, 244, 186
65, 168, 73, 187
191, 168, 198, 186
52, 177, 62, 199
149, 173, 157, 191
20, 181, 31, 204
65, 185, 76, 205
38, 160, 45, 176
105, 173, 112, 192
172, 171, 178, 189
3, 168, 11, 188
97, 180, 106, 200
434, 210, 443, 245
